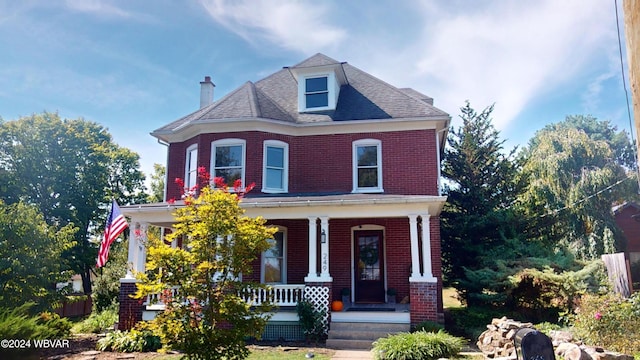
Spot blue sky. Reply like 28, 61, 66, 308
0, 0, 634, 182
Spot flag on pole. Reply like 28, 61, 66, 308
96, 200, 128, 268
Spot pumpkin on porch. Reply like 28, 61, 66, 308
331, 300, 344, 312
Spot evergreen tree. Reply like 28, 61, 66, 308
441, 101, 524, 305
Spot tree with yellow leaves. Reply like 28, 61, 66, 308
135, 169, 276, 359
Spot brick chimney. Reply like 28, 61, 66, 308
200, 76, 215, 108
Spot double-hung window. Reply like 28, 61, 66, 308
262, 140, 288, 193
262, 229, 286, 284
304, 76, 329, 109
185, 144, 198, 190
352, 139, 383, 193
211, 139, 246, 188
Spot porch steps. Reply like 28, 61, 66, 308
326, 321, 410, 350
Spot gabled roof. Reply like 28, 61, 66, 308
153, 53, 450, 141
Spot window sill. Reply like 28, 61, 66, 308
352, 188, 384, 194
261, 188, 288, 194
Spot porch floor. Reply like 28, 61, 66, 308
331, 302, 410, 324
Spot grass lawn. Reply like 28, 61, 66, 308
443, 287, 463, 308
247, 345, 334, 360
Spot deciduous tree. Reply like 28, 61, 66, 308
518, 115, 636, 259
0, 200, 76, 311
0, 112, 146, 294
135, 170, 276, 359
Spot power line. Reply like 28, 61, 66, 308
540, 173, 634, 218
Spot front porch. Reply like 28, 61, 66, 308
119, 194, 445, 334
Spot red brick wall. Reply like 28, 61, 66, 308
410, 282, 438, 325
165, 129, 439, 200
615, 206, 640, 253
118, 282, 143, 330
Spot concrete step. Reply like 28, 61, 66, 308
328, 330, 400, 340
329, 321, 409, 333
325, 338, 375, 350
326, 321, 410, 350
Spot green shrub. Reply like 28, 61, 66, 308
37, 311, 72, 338
0, 304, 72, 358
97, 329, 161, 352
412, 321, 444, 333
0, 303, 63, 340
570, 292, 640, 354
373, 330, 466, 360
72, 305, 118, 334
296, 300, 326, 342
445, 306, 517, 340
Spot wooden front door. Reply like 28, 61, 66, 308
354, 230, 385, 303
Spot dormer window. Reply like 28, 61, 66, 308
292, 64, 346, 112
305, 76, 329, 108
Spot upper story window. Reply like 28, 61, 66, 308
211, 139, 246, 188
262, 140, 289, 193
305, 76, 329, 108
262, 228, 287, 284
185, 144, 198, 190
352, 139, 383, 193
297, 72, 340, 112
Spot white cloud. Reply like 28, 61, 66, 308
198, 0, 346, 54
407, 0, 617, 129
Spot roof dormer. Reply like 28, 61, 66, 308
288, 54, 348, 113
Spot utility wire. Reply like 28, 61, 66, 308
540, 174, 634, 218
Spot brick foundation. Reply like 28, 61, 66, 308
118, 280, 143, 330
409, 281, 439, 325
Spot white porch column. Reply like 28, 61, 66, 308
408, 214, 422, 281
305, 217, 319, 281
124, 220, 148, 278
318, 216, 332, 281
420, 214, 436, 281
124, 219, 139, 279
134, 222, 148, 274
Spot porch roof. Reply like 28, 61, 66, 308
121, 193, 447, 227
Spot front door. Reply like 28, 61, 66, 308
354, 230, 385, 303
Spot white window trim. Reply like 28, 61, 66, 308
262, 140, 289, 193
184, 144, 198, 190
298, 72, 338, 112
352, 139, 383, 193
261, 227, 287, 284
210, 138, 246, 189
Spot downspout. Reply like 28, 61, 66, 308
157, 138, 170, 202
437, 120, 450, 197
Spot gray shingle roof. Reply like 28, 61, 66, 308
153, 53, 448, 135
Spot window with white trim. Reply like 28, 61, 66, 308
262, 229, 286, 284
211, 139, 246, 188
262, 140, 288, 193
305, 76, 329, 108
185, 144, 198, 190
297, 72, 339, 112
352, 139, 383, 193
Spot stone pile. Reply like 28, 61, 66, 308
476, 317, 533, 358
476, 317, 634, 360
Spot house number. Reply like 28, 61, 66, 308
322, 253, 328, 271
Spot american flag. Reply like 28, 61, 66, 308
96, 200, 128, 268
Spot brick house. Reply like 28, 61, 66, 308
119, 53, 450, 342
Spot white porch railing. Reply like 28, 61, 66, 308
144, 284, 306, 310
241, 284, 305, 306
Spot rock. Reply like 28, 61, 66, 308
79, 351, 101, 356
